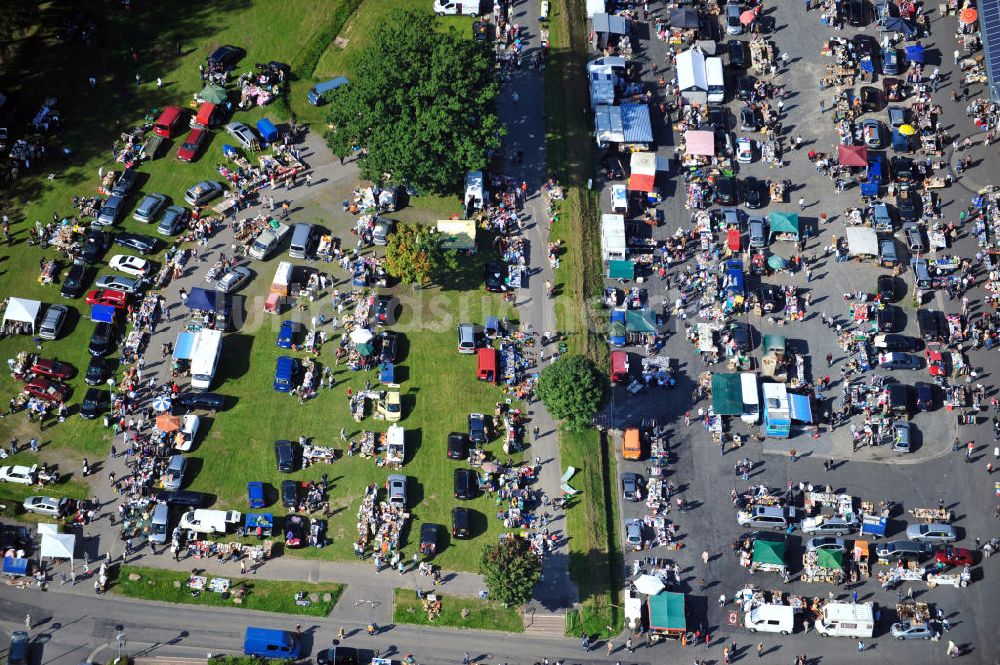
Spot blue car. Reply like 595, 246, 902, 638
276, 320, 300, 349
273, 356, 300, 392
247, 481, 266, 509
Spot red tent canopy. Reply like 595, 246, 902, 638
837, 144, 869, 167
727, 228, 741, 252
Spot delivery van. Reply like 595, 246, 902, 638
288, 223, 315, 259
706, 56, 725, 103
744, 604, 794, 634
243, 627, 301, 660
622, 427, 642, 460
815, 602, 875, 638
307, 77, 349, 106
434, 0, 482, 15
740, 372, 760, 424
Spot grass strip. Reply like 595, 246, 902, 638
113, 565, 343, 617
392, 588, 524, 632
295, 0, 367, 79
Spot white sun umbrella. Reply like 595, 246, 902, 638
634, 574, 666, 596
349, 328, 374, 344
151, 395, 172, 412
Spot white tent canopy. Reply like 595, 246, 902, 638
349, 328, 374, 344
2, 297, 41, 333
634, 574, 666, 595
38, 523, 75, 569
846, 226, 878, 256
676, 48, 707, 91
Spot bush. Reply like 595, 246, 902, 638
537, 355, 608, 428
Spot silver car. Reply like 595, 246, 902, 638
133, 193, 167, 223
22, 495, 69, 518
373, 218, 396, 246
216, 266, 252, 293
626, 519, 644, 547
386, 474, 408, 508
95, 274, 140, 294
906, 522, 957, 544
891, 621, 935, 640
805, 537, 846, 553
225, 122, 259, 151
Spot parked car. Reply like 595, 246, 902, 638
281, 480, 299, 508
109, 254, 152, 277
872, 334, 917, 351
906, 523, 957, 544
37, 305, 68, 340
805, 537, 846, 553
621, 472, 643, 502
737, 78, 756, 104
88, 322, 118, 356
862, 119, 884, 148
878, 352, 921, 371
60, 263, 88, 298
85, 356, 108, 385
157, 205, 189, 235
728, 39, 748, 67
216, 266, 252, 292
897, 195, 920, 222
174, 414, 200, 451
0, 465, 38, 485
725, 1, 743, 34
115, 232, 157, 254
626, 518, 644, 547
914, 381, 934, 411
742, 176, 766, 209
447, 433, 468, 460
23, 377, 70, 404
714, 177, 739, 205
801, 516, 858, 536
934, 547, 973, 567
759, 284, 783, 312
29, 357, 74, 380
112, 169, 139, 197
378, 331, 399, 364
845, 0, 869, 25
375, 295, 395, 324
86, 288, 127, 308
79, 387, 110, 419
877, 275, 898, 302
225, 122, 258, 151
892, 420, 912, 453
468, 413, 487, 444
454, 468, 475, 499
184, 180, 224, 206
22, 496, 69, 518
274, 440, 297, 473
176, 392, 226, 412
95, 274, 140, 294
386, 474, 408, 508
177, 128, 207, 162
132, 193, 167, 223
452, 507, 470, 539
276, 320, 301, 349
81, 228, 112, 264
207, 44, 246, 70
372, 218, 396, 246
736, 137, 753, 164
96, 194, 125, 226
154, 490, 206, 508
875, 539, 930, 560
273, 356, 300, 392
484, 262, 508, 292
891, 622, 935, 640
860, 86, 883, 113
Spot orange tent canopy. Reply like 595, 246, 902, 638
156, 414, 181, 432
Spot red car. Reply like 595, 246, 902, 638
934, 547, 973, 567
86, 289, 128, 309
29, 357, 75, 380
23, 377, 71, 404
177, 128, 207, 162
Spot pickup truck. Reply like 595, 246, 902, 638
248, 223, 290, 260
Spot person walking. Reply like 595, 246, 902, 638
702, 550, 710, 565
857, 640, 865, 652
757, 642, 764, 658
607, 640, 614, 656
798, 197, 806, 210
581, 635, 590, 651
338, 626, 346, 641
826, 352, 833, 367
626, 637, 633, 653
25, 613, 31, 630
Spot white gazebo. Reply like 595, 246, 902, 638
2, 297, 41, 333
38, 523, 76, 571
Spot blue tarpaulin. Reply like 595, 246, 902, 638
860, 57, 875, 72
90, 304, 115, 323
173, 332, 196, 360
621, 103, 653, 144
789, 393, 813, 422
3, 556, 29, 576
884, 16, 917, 36
186, 287, 224, 312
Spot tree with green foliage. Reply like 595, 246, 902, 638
479, 537, 541, 607
384, 223, 456, 286
0, 3, 32, 62
323, 10, 503, 195
537, 355, 609, 428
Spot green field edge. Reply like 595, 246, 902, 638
391, 587, 524, 633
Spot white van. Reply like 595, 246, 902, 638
744, 604, 794, 634
706, 57, 725, 103
178, 509, 242, 535
815, 602, 875, 638
740, 372, 760, 424
433, 0, 481, 15
190, 329, 223, 391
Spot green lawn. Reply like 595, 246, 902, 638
113, 564, 343, 616
0, 0, 525, 573
392, 588, 523, 632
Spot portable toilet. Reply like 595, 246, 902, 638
256, 118, 278, 145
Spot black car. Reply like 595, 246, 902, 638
375, 295, 395, 324
917, 309, 945, 341
914, 381, 934, 411
472, 20, 490, 41
714, 177, 738, 205
737, 76, 755, 102
281, 480, 299, 508
844, 0, 869, 26
742, 177, 766, 209
877, 305, 899, 332
853, 34, 880, 61
877, 274, 898, 301
154, 489, 206, 507
284, 514, 308, 548
860, 86, 883, 113
739, 106, 759, 131
0, 522, 32, 551
728, 322, 752, 352
728, 40, 748, 68
115, 232, 157, 254
176, 391, 226, 412
891, 156, 916, 182
79, 387, 110, 419
897, 196, 920, 223
759, 284, 783, 312
60, 263, 88, 298
378, 331, 398, 364
447, 432, 468, 460
207, 44, 246, 70
484, 261, 508, 292
454, 468, 475, 499
467, 413, 487, 444
85, 356, 108, 385
274, 440, 297, 473
707, 105, 729, 131
88, 322, 118, 356
81, 228, 111, 264
112, 168, 139, 197
316, 646, 360, 665
452, 506, 470, 539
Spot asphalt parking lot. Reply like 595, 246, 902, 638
600, 1, 1000, 663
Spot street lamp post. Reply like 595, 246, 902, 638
115, 625, 127, 664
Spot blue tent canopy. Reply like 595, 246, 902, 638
90, 304, 115, 323
884, 16, 917, 36
905, 44, 925, 63
173, 332, 196, 360
186, 287, 225, 312
621, 103, 653, 144
256, 118, 278, 144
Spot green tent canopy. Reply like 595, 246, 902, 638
625, 309, 658, 334
608, 260, 635, 280
356, 342, 374, 356
762, 334, 786, 353
648, 592, 686, 632
768, 211, 800, 237
753, 539, 786, 566
767, 255, 787, 271
200, 84, 228, 104
816, 548, 844, 570
711, 373, 743, 416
